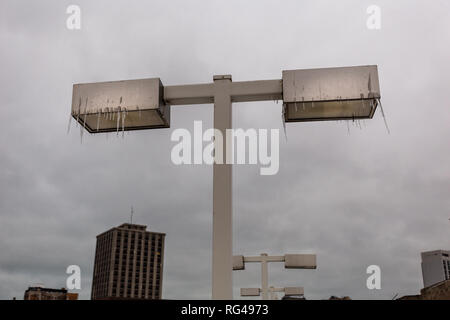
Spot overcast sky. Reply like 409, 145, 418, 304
1, 0, 449, 300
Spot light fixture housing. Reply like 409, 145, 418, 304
284, 254, 317, 269
71, 78, 170, 133
282, 65, 380, 122
233, 255, 245, 270
240, 288, 261, 297
284, 287, 304, 296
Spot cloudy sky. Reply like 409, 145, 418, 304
1, 0, 449, 300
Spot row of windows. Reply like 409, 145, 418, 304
114, 281, 160, 289
114, 251, 161, 257
444, 260, 450, 280
115, 246, 163, 252
94, 234, 114, 286
113, 290, 160, 298
115, 275, 161, 281
117, 231, 162, 241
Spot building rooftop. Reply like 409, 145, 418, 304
25, 287, 67, 293
421, 250, 450, 258
118, 223, 147, 231
96, 222, 166, 238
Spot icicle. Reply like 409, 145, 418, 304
76, 98, 81, 123
116, 108, 121, 136
82, 108, 87, 128
377, 99, 390, 134
79, 121, 84, 144
360, 99, 365, 118
67, 113, 72, 134
96, 111, 101, 131
281, 104, 288, 142
121, 109, 126, 138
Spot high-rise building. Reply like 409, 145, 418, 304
24, 286, 78, 300
421, 250, 450, 288
91, 223, 165, 300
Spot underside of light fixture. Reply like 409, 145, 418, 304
71, 78, 170, 133
282, 65, 381, 122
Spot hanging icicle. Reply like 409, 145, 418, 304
116, 108, 121, 136
96, 111, 101, 132
67, 113, 72, 134
121, 108, 126, 138
377, 98, 390, 134
281, 103, 288, 142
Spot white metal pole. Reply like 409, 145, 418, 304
269, 287, 279, 300
212, 75, 233, 299
261, 253, 269, 300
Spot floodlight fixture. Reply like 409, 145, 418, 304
284, 287, 304, 296
71, 65, 381, 300
240, 288, 260, 297
284, 254, 317, 269
71, 78, 169, 133
283, 65, 380, 122
233, 255, 245, 270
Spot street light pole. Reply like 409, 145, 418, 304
233, 253, 316, 300
71, 65, 381, 300
212, 75, 233, 299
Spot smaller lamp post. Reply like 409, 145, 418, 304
240, 286, 305, 300
233, 253, 316, 300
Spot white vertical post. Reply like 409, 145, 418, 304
212, 75, 233, 299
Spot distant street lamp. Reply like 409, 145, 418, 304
233, 253, 316, 300
71, 65, 381, 299
240, 286, 304, 300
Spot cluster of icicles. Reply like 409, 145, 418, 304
68, 98, 389, 144
279, 97, 390, 140
68, 106, 143, 143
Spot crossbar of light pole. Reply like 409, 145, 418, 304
269, 287, 286, 293
233, 253, 316, 300
233, 254, 317, 269
164, 79, 283, 105
242, 255, 285, 263
241, 287, 303, 294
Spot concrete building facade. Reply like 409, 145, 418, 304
421, 250, 450, 288
91, 223, 165, 300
